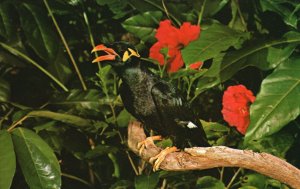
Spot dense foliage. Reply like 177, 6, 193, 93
0, 0, 299, 188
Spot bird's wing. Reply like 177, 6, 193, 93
150, 80, 209, 147
119, 82, 139, 119
150, 80, 195, 128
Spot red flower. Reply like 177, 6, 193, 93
221, 85, 256, 135
149, 20, 201, 72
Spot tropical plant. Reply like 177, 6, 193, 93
0, 0, 299, 188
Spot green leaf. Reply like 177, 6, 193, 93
122, 11, 163, 43
245, 57, 300, 143
96, 0, 130, 19
117, 109, 132, 127
28, 110, 93, 128
47, 47, 72, 84
239, 186, 258, 189
109, 180, 132, 189
11, 128, 61, 189
182, 23, 250, 65
0, 42, 69, 92
245, 128, 294, 158
50, 89, 117, 116
39, 130, 63, 153
241, 173, 267, 188
0, 130, 16, 189
192, 0, 229, 17
267, 179, 289, 188
228, 0, 246, 31
0, 78, 10, 102
20, 1, 72, 85
260, 0, 300, 29
18, 3, 59, 62
134, 172, 159, 189
0, 2, 19, 42
201, 120, 230, 142
194, 31, 300, 95
196, 176, 225, 189
85, 145, 118, 159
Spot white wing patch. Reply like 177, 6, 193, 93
187, 121, 198, 129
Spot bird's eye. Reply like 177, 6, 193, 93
122, 48, 140, 62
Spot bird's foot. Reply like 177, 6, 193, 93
137, 135, 162, 155
149, 146, 178, 171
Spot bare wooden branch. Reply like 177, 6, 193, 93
127, 121, 300, 189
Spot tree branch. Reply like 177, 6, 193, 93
127, 121, 300, 189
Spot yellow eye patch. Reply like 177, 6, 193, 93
122, 48, 140, 62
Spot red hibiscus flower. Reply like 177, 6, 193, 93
149, 20, 201, 72
221, 85, 256, 135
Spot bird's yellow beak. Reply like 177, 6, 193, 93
91, 44, 119, 63
122, 48, 140, 62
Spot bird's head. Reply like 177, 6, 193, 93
91, 42, 140, 67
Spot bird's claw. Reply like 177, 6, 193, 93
149, 146, 178, 171
137, 135, 162, 156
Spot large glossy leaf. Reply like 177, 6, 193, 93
18, 3, 59, 62
0, 78, 10, 102
260, 0, 300, 29
0, 130, 16, 189
122, 11, 163, 43
11, 128, 61, 189
182, 23, 250, 65
245, 57, 300, 143
194, 31, 300, 95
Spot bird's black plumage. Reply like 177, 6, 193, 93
95, 42, 209, 148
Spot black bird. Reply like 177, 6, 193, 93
92, 42, 209, 170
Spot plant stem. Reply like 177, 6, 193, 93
226, 168, 242, 189
233, 0, 247, 31
7, 114, 29, 132
0, 42, 69, 92
220, 167, 225, 181
160, 179, 167, 189
88, 138, 96, 186
186, 77, 195, 100
126, 151, 139, 175
62, 173, 93, 188
197, 0, 207, 25
0, 108, 14, 129
143, 0, 181, 26
82, 11, 101, 70
108, 102, 139, 176
108, 153, 120, 178
161, 0, 171, 23
43, 0, 87, 91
